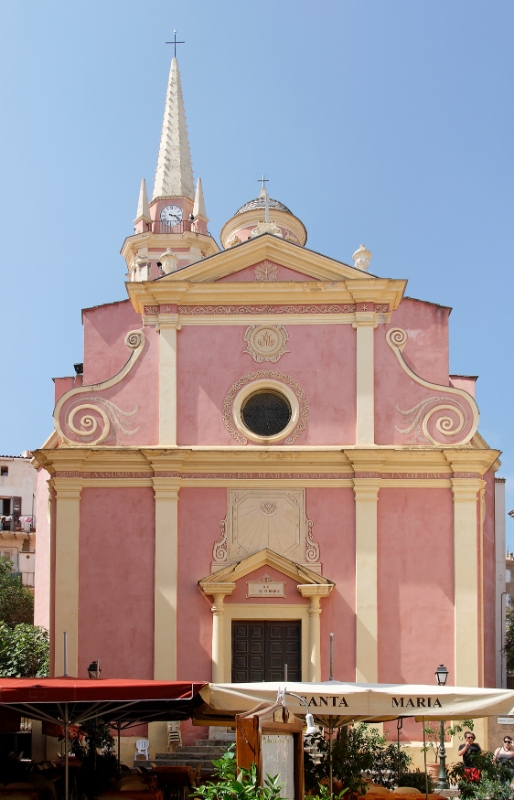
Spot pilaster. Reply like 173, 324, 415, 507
53, 478, 82, 677
298, 584, 333, 681
353, 477, 381, 682
152, 476, 181, 679
159, 317, 181, 446
353, 312, 377, 445
199, 582, 236, 683
451, 478, 484, 686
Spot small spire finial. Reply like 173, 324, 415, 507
258, 175, 270, 222
166, 30, 185, 58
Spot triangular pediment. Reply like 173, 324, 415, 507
198, 548, 334, 587
160, 234, 376, 284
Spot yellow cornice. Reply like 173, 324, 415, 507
127, 277, 406, 315
33, 445, 501, 478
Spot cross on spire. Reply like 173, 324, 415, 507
258, 175, 269, 192
166, 30, 185, 58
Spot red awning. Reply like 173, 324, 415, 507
0, 677, 207, 726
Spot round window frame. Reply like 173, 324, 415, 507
233, 379, 300, 444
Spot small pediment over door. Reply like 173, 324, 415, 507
198, 547, 334, 595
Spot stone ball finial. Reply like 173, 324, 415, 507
160, 247, 178, 275
352, 244, 372, 271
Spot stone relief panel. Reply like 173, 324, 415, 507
244, 325, 290, 363
211, 489, 321, 573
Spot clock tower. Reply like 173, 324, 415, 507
122, 56, 219, 281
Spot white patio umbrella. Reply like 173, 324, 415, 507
197, 681, 514, 798
198, 680, 514, 723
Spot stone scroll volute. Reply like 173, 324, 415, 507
386, 328, 479, 446
54, 330, 147, 446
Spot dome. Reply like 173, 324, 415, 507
235, 197, 293, 216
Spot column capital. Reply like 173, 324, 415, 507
297, 584, 333, 600
199, 581, 236, 600
353, 478, 381, 501
451, 478, 484, 503
158, 314, 181, 330
52, 477, 83, 498
152, 476, 181, 499
352, 312, 378, 328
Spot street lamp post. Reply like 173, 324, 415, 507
435, 664, 449, 790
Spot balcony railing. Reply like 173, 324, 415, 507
136, 220, 214, 237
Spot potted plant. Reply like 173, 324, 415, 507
422, 720, 474, 781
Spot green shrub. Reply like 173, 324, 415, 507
193, 746, 283, 800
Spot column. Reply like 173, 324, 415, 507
353, 478, 380, 682
199, 583, 235, 682
153, 477, 180, 679
53, 478, 82, 677
298, 585, 333, 681
452, 478, 483, 686
159, 318, 180, 445
353, 313, 377, 445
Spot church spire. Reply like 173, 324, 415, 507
152, 57, 194, 202
134, 178, 151, 224
193, 178, 207, 220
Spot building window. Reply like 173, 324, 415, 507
231, 378, 301, 444
507, 569, 511, 583
241, 390, 292, 437
0, 467, 7, 477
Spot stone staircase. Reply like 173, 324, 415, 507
154, 735, 236, 779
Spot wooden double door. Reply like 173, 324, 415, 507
232, 620, 301, 682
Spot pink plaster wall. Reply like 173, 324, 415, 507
228, 565, 308, 605
483, 470, 496, 687
177, 324, 356, 446
177, 488, 227, 684
54, 376, 82, 404
82, 300, 142, 385
450, 375, 477, 397
377, 488, 454, 683
34, 468, 51, 631
387, 298, 451, 385
217, 264, 316, 282
307, 489, 356, 681
78, 488, 155, 679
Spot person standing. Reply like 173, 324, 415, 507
458, 732, 482, 766
494, 736, 514, 776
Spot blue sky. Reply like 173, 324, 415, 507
1, 1, 513, 541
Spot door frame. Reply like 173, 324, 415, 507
224, 604, 309, 684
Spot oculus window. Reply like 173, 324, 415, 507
241, 390, 292, 437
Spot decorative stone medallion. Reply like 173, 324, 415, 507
244, 325, 290, 363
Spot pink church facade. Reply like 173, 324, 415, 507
33, 55, 505, 755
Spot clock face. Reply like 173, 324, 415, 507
160, 205, 183, 226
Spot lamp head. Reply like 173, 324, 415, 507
305, 712, 318, 736
435, 663, 449, 686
